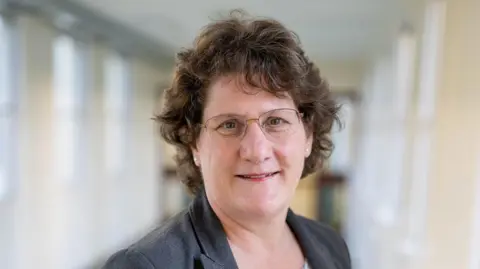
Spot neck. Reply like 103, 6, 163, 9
209, 198, 291, 252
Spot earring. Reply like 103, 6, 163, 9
193, 156, 199, 165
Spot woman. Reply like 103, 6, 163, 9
103, 10, 351, 269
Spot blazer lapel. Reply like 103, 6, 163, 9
188, 189, 239, 269
286, 210, 338, 269
196, 254, 225, 269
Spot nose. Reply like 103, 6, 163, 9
239, 121, 272, 164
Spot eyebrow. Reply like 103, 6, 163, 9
202, 113, 243, 126
209, 109, 280, 119
205, 108, 295, 121
207, 113, 244, 119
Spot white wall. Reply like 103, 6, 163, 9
423, 0, 480, 268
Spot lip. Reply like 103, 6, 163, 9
235, 171, 280, 182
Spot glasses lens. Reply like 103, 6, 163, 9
260, 109, 300, 138
206, 115, 246, 137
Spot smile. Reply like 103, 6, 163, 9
235, 171, 280, 182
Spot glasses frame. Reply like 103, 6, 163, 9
199, 108, 304, 140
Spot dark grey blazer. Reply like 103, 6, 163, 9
102, 190, 351, 269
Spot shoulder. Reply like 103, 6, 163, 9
101, 210, 199, 269
296, 216, 351, 268
102, 248, 155, 269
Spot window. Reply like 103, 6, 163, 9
330, 97, 354, 173
374, 27, 417, 225
104, 51, 131, 179
53, 35, 87, 183
417, 0, 447, 121
0, 16, 19, 200
403, 0, 447, 254
103, 51, 132, 250
394, 26, 417, 120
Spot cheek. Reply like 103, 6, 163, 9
274, 140, 306, 170
275, 130, 308, 175
200, 140, 238, 192
199, 138, 235, 175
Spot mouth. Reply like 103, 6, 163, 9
235, 171, 280, 182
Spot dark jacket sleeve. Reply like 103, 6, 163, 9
102, 249, 156, 269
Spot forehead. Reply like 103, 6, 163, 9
203, 76, 296, 118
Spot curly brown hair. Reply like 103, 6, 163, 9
156, 10, 341, 195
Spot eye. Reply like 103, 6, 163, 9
218, 120, 237, 130
266, 117, 287, 126
214, 119, 244, 136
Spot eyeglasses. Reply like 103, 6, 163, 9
200, 108, 303, 142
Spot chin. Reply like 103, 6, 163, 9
236, 195, 288, 218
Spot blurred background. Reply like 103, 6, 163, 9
0, 0, 479, 268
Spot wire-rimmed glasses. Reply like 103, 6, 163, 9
200, 108, 303, 142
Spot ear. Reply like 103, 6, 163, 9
305, 132, 313, 158
191, 146, 200, 167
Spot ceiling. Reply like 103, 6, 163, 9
71, 0, 414, 62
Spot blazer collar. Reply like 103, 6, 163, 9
188, 189, 336, 269
286, 210, 338, 269
188, 189, 238, 268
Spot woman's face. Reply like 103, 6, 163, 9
192, 76, 312, 219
